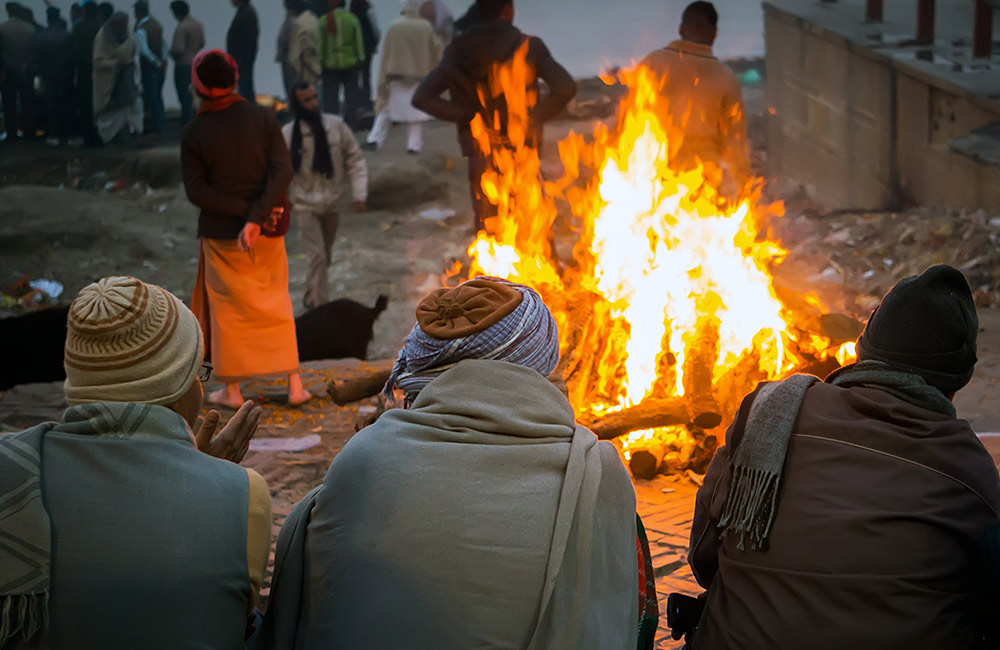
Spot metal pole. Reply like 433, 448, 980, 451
916, 0, 936, 45
973, 0, 993, 59
866, 0, 883, 22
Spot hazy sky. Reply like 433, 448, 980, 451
33, 0, 764, 107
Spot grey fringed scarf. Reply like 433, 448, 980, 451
718, 374, 818, 552
719, 360, 958, 553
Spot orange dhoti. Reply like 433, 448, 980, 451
192, 236, 300, 383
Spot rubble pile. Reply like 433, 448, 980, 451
771, 207, 1000, 317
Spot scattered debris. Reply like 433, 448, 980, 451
418, 207, 458, 222
771, 206, 1000, 314
685, 470, 705, 487
28, 279, 64, 300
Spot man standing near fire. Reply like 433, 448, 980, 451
641, 1, 750, 194
411, 0, 576, 232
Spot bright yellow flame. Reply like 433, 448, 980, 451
462, 53, 850, 460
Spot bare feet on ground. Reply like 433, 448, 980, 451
288, 373, 312, 406
207, 384, 246, 409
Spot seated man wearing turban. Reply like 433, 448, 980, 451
0, 276, 270, 650
259, 278, 642, 650
682, 265, 1000, 649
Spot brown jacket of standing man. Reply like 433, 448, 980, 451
411, 0, 575, 231
640, 1, 750, 189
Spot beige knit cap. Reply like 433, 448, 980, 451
64, 276, 204, 406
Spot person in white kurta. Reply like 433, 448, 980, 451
283, 82, 369, 311
365, 0, 442, 153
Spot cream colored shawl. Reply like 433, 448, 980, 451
92, 24, 138, 115
375, 7, 442, 113
259, 359, 639, 650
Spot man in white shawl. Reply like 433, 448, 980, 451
92, 11, 144, 143
364, 0, 442, 153
258, 277, 641, 650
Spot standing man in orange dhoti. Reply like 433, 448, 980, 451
641, 1, 750, 191
182, 49, 311, 408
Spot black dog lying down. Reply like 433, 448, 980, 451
295, 295, 389, 363
0, 295, 389, 391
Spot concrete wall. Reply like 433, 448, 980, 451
764, 1, 1000, 211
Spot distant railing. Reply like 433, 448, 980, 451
819, 0, 995, 59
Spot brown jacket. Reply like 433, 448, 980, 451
181, 101, 293, 240
412, 21, 575, 157
170, 15, 205, 67
640, 40, 750, 184
689, 381, 1000, 650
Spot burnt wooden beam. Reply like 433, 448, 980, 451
580, 399, 690, 440
327, 360, 395, 406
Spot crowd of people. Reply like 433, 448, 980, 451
0, 0, 479, 146
4, 0, 999, 649
0, 0, 206, 145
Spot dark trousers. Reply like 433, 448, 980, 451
74, 70, 101, 146
235, 57, 256, 102
281, 61, 298, 102
359, 58, 373, 109
174, 64, 194, 124
322, 66, 360, 126
43, 76, 74, 140
140, 64, 166, 133
1, 70, 37, 139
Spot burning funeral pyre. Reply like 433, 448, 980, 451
452, 44, 857, 478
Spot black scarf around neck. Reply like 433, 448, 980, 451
290, 104, 335, 179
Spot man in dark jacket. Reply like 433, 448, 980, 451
71, 0, 103, 146
35, 8, 74, 145
227, 0, 259, 101
0, 2, 37, 141
453, 1, 481, 35
412, 0, 575, 232
684, 265, 1000, 650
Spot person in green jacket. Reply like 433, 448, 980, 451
319, 0, 365, 127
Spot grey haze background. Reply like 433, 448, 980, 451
32, 0, 764, 108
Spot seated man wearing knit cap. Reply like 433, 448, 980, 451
681, 265, 1000, 650
0, 276, 270, 650
259, 278, 641, 650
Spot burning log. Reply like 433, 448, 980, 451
628, 439, 665, 480
581, 399, 689, 440
683, 320, 723, 430
327, 360, 396, 406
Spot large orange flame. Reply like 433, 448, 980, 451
463, 45, 854, 465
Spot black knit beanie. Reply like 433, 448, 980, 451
857, 265, 978, 393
